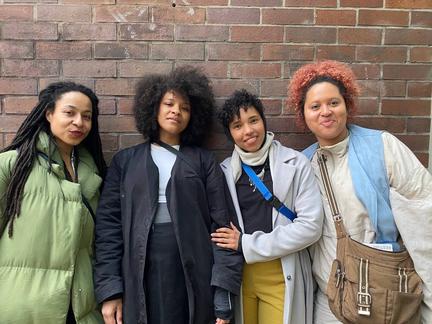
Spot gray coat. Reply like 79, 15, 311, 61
220, 140, 323, 324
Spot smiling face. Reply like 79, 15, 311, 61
229, 106, 266, 153
157, 90, 191, 145
45, 91, 93, 155
304, 81, 348, 147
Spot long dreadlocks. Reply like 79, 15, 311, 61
0, 82, 107, 238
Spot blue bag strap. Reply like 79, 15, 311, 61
241, 163, 297, 222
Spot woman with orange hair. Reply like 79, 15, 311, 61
288, 60, 432, 323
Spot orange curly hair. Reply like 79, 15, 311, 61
287, 60, 360, 130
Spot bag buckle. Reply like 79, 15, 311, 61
271, 196, 283, 210
357, 292, 371, 316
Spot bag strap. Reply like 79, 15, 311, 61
317, 153, 347, 238
37, 151, 95, 221
155, 140, 202, 179
242, 163, 297, 222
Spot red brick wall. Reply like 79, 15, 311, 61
0, 1, 431, 165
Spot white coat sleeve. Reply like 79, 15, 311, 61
242, 156, 324, 264
383, 132, 432, 323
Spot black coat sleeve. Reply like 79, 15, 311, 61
93, 153, 124, 303
204, 152, 243, 296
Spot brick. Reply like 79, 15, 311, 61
208, 43, 260, 61
286, 27, 337, 44
316, 46, 356, 61
262, 8, 314, 25
407, 118, 430, 133
231, 0, 282, 6
118, 98, 134, 115
411, 12, 432, 28
175, 0, 227, 4
99, 115, 136, 132
284, 0, 336, 7
382, 99, 430, 116
231, 26, 283, 43
262, 45, 314, 61
379, 81, 406, 97
316, 9, 356, 26
277, 133, 316, 151
357, 98, 379, 115
151, 43, 204, 60
386, 0, 432, 9
100, 133, 119, 151
341, 0, 383, 7
339, 28, 382, 45
261, 99, 282, 115
63, 61, 116, 78
0, 79, 37, 95
0, 5, 32, 21
0, 116, 26, 132
116, 0, 170, 4
212, 79, 259, 97
39, 78, 95, 92
63, 0, 114, 3
95, 5, 148, 23
94, 42, 149, 59
3, 96, 38, 114
261, 80, 288, 97
410, 47, 432, 63
0, 41, 33, 58
230, 63, 281, 79
358, 80, 380, 97
98, 98, 117, 115
119, 134, 143, 149
97, 79, 138, 97
119, 61, 172, 77
267, 117, 297, 133
383, 64, 432, 80
357, 46, 407, 63
175, 61, 228, 79
1, 23, 58, 40
351, 64, 381, 80
358, 10, 408, 26
62, 23, 116, 41
407, 82, 431, 97
2, 59, 59, 77
206, 132, 232, 151
396, 134, 429, 151
414, 152, 428, 167
176, 25, 228, 42
207, 8, 260, 24
37, 5, 91, 22
355, 117, 405, 133
151, 6, 205, 24
36, 42, 91, 59
120, 23, 174, 41
385, 29, 432, 45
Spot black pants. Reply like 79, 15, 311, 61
66, 304, 76, 324
144, 222, 189, 324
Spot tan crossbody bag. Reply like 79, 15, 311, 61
317, 154, 423, 324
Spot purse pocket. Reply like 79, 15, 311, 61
389, 291, 423, 324
326, 259, 345, 321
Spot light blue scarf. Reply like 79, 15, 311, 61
303, 125, 398, 247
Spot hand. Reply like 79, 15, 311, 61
211, 222, 240, 251
102, 298, 123, 324
216, 318, 230, 324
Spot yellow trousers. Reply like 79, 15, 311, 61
242, 259, 285, 324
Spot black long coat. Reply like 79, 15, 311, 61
94, 142, 243, 324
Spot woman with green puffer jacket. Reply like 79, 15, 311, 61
0, 82, 106, 324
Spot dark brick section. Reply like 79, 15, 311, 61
0, 2, 429, 166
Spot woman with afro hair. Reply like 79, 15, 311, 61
212, 89, 323, 324
288, 60, 432, 323
94, 66, 243, 324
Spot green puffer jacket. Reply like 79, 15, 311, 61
0, 132, 103, 324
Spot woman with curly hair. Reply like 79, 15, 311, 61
211, 89, 323, 324
94, 66, 243, 324
288, 60, 432, 323
0, 81, 106, 323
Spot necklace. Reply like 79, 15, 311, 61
248, 166, 265, 192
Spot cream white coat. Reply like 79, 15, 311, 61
221, 140, 323, 324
